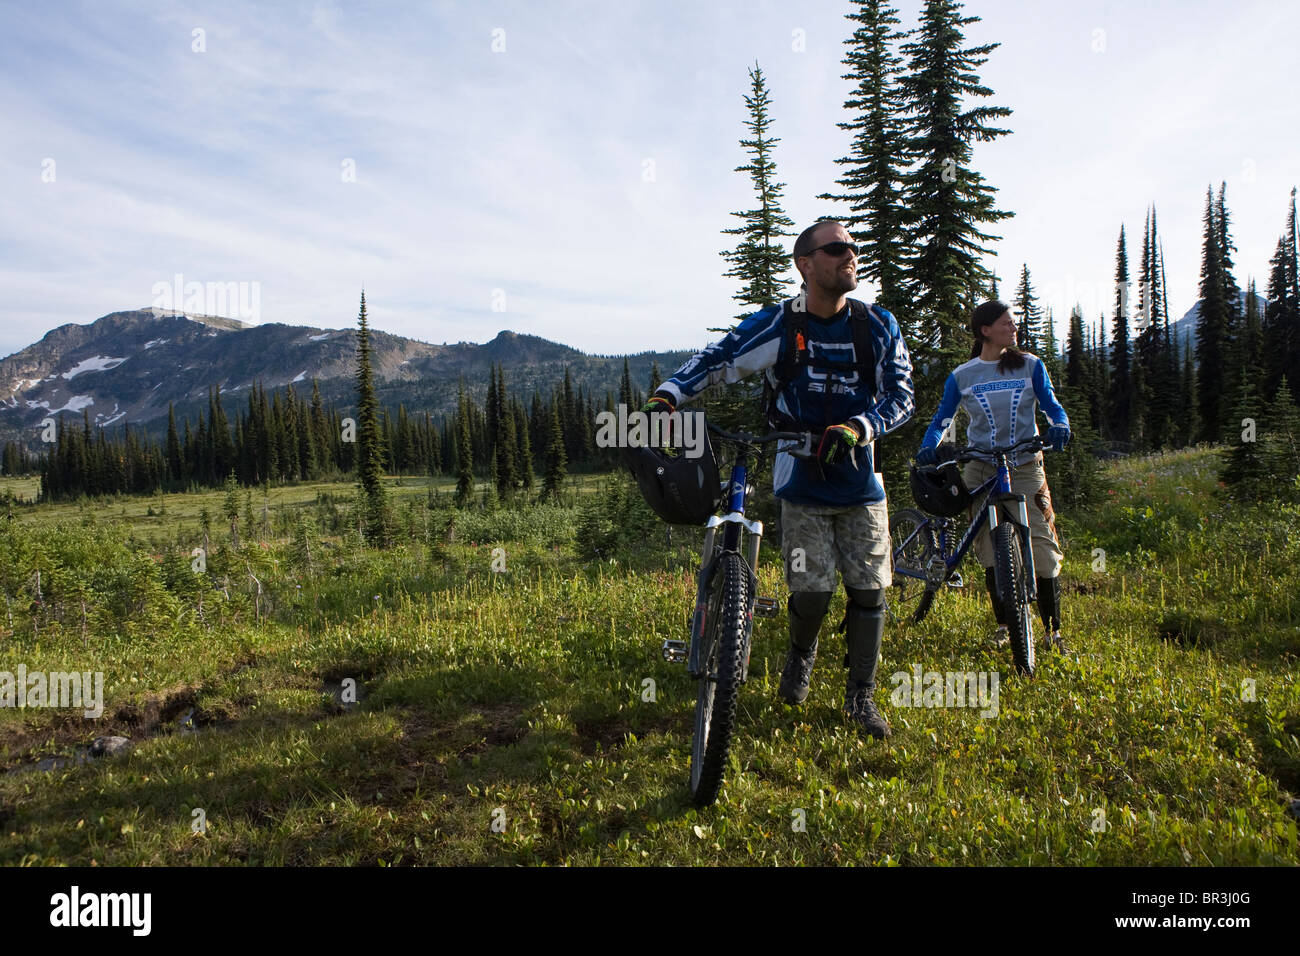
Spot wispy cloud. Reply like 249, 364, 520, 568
2, 0, 1297, 362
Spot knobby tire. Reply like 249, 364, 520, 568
689, 550, 751, 806
994, 521, 1035, 675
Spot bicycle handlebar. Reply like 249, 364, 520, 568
922, 434, 1049, 470
706, 423, 818, 460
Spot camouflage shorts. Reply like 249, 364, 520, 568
780, 498, 892, 593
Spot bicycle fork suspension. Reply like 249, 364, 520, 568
986, 497, 1039, 601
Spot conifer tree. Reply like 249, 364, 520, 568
708, 63, 797, 438
1065, 306, 1087, 391
515, 399, 534, 491
1108, 227, 1133, 444
721, 62, 795, 316
819, 0, 909, 317
455, 379, 474, 505
619, 358, 634, 409
895, 0, 1013, 374
1263, 189, 1300, 401
494, 365, 518, 498
353, 291, 388, 543
1012, 264, 1041, 353
543, 400, 568, 501
1221, 376, 1268, 500
1196, 187, 1230, 442
1264, 377, 1300, 502
165, 404, 182, 484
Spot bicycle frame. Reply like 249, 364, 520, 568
894, 449, 1039, 600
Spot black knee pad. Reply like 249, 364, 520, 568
844, 585, 884, 612
789, 590, 834, 622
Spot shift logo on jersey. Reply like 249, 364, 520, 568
805, 341, 860, 394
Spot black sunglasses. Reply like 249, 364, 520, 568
806, 240, 859, 258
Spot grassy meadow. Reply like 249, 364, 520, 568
0, 448, 1296, 865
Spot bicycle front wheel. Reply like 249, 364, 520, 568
994, 521, 1035, 676
689, 550, 751, 806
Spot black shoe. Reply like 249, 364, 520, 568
1045, 629, 1069, 652
845, 681, 891, 739
778, 638, 817, 704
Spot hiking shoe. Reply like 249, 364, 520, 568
778, 639, 817, 704
1045, 629, 1069, 652
845, 682, 891, 739
989, 625, 1009, 648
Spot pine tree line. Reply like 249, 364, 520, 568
30, 360, 659, 503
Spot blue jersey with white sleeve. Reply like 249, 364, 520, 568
659, 296, 914, 506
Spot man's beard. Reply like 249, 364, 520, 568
823, 269, 857, 296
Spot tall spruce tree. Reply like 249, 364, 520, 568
353, 291, 388, 542
543, 400, 568, 501
1196, 187, 1230, 442
819, 0, 909, 318
1012, 264, 1041, 353
455, 379, 474, 505
1108, 227, 1133, 444
896, 0, 1013, 368
1262, 188, 1300, 401
494, 365, 518, 498
721, 62, 796, 316
1264, 377, 1300, 501
710, 62, 796, 437
165, 404, 182, 484
1220, 375, 1268, 500
1065, 305, 1087, 391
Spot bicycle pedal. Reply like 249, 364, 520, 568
754, 596, 779, 617
661, 639, 687, 663
946, 572, 964, 589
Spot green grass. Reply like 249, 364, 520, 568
0, 448, 1296, 865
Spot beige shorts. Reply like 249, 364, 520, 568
962, 454, 1063, 578
780, 497, 892, 593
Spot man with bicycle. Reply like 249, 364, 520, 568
645, 220, 914, 738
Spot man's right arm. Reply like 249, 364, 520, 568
654, 304, 785, 406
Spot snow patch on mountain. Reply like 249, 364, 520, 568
27, 395, 95, 414
62, 356, 126, 379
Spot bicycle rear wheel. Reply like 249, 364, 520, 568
994, 521, 1035, 675
689, 550, 751, 806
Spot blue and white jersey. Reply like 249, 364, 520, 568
659, 296, 914, 507
920, 353, 1069, 467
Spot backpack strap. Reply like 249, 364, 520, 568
766, 296, 878, 413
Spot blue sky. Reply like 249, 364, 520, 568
2, 0, 1298, 361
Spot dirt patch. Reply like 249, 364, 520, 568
572, 709, 683, 756
398, 703, 529, 761
1064, 580, 1104, 596
1155, 611, 1230, 649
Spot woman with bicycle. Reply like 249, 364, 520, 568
915, 300, 1071, 650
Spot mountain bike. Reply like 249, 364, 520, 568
889, 434, 1050, 675
661, 422, 815, 806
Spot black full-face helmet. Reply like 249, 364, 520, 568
909, 460, 972, 517
623, 435, 722, 526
